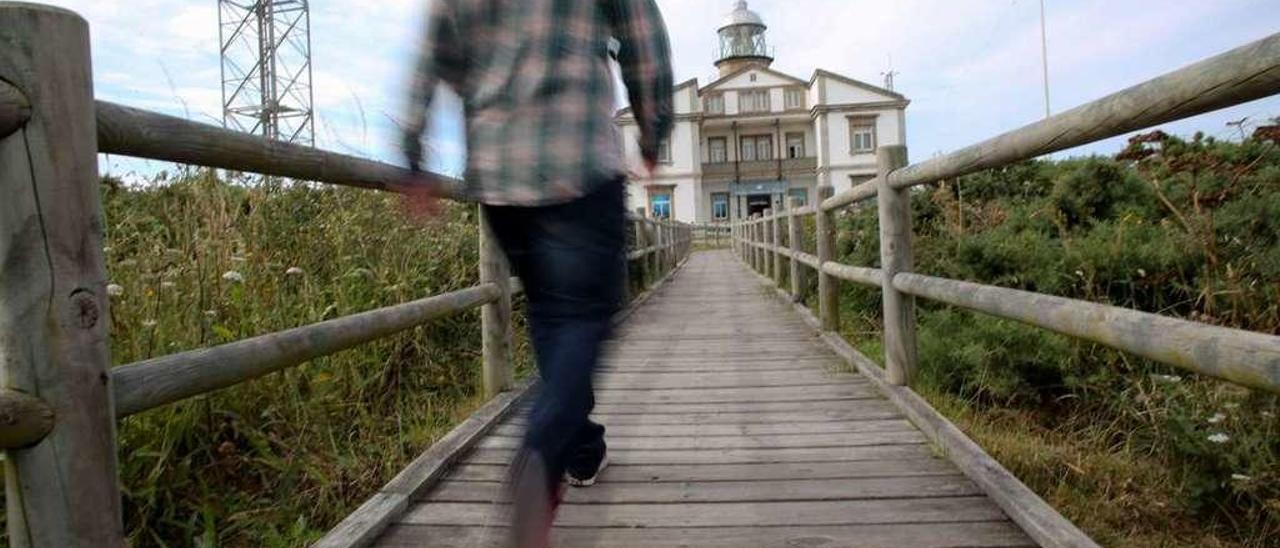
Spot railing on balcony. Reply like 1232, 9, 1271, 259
701, 156, 818, 179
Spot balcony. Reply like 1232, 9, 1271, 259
701, 157, 818, 180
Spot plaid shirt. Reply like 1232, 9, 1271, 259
406, 0, 675, 206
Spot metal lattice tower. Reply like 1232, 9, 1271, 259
219, 0, 315, 145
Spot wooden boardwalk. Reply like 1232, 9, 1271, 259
373, 251, 1034, 547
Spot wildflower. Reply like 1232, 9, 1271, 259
1207, 413, 1226, 424
102, 246, 112, 254
222, 271, 244, 283
1231, 474, 1252, 482
204, 310, 218, 318
106, 284, 124, 297
1150, 374, 1182, 384
286, 267, 305, 277
1136, 268, 1147, 278
142, 319, 158, 328
1074, 270, 1085, 278
1206, 433, 1230, 444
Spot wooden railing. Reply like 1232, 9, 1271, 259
734, 32, 1280, 548
0, 4, 692, 546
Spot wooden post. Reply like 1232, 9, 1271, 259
816, 186, 840, 332
0, 5, 125, 546
634, 216, 649, 289
478, 207, 513, 398
762, 209, 773, 280
771, 208, 784, 287
877, 145, 918, 386
649, 220, 660, 278
788, 197, 804, 301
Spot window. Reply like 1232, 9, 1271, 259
784, 88, 806, 110
849, 117, 878, 153
786, 132, 805, 159
657, 139, 671, 163
708, 137, 728, 163
849, 174, 875, 187
704, 93, 724, 115
650, 191, 672, 220
739, 134, 773, 162
788, 188, 809, 207
739, 89, 771, 113
712, 192, 730, 220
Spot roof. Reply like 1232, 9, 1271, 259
700, 65, 807, 93
721, 1, 765, 30
809, 69, 907, 101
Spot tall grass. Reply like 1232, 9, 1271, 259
93, 169, 528, 546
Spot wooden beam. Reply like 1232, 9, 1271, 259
112, 284, 500, 417
822, 177, 880, 213
0, 79, 29, 139
96, 101, 464, 197
888, 33, 1280, 191
0, 390, 54, 450
771, 208, 784, 287
787, 197, 804, 300
0, 4, 125, 545
877, 145, 918, 386
815, 186, 840, 332
894, 273, 1280, 394
822, 262, 881, 288
479, 208, 513, 398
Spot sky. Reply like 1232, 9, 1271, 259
37, 0, 1280, 179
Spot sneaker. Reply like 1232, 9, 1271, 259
565, 444, 608, 487
509, 453, 562, 548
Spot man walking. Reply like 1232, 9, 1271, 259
402, 1, 673, 546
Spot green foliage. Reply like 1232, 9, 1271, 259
835, 133, 1280, 544
87, 170, 528, 546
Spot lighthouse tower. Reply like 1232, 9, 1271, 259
715, 1, 774, 77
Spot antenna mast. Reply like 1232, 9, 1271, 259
219, 0, 315, 145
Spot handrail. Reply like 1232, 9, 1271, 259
112, 284, 501, 418
893, 274, 1280, 393
96, 101, 465, 196
823, 32, 1280, 212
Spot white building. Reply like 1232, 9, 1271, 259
615, 1, 909, 223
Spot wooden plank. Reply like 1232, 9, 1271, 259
597, 370, 855, 387
425, 476, 981, 504
0, 5, 125, 546
460, 444, 932, 466
489, 418, 917, 438
772, 275, 1100, 547
578, 406, 904, 425
113, 284, 500, 417
478, 430, 927, 451
377, 522, 1035, 548
815, 186, 839, 331
312, 384, 529, 548
402, 496, 1010, 528
823, 262, 882, 287
589, 386, 878, 405
446, 458, 958, 483
587, 398, 880, 415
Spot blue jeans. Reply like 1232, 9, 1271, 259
484, 180, 625, 486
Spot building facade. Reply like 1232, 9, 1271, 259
615, 1, 909, 223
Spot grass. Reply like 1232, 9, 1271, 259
3, 170, 536, 547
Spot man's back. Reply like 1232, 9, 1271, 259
406, 0, 674, 206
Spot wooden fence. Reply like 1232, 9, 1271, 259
0, 4, 691, 546
733, 32, 1280, 547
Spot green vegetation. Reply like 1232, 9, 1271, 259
97, 171, 529, 546
833, 132, 1279, 546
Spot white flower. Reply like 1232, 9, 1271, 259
286, 267, 305, 276
102, 247, 112, 254
1207, 413, 1227, 424
1231, 474, 1252, 482
1206, 433, 1230, 444
203, 310, 218, 318
1137, 268, 1147, 278
1151, 374, 1182, 384
222, 271, 244, 283
106, 284, 124, 297
142, 319, 158, 328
